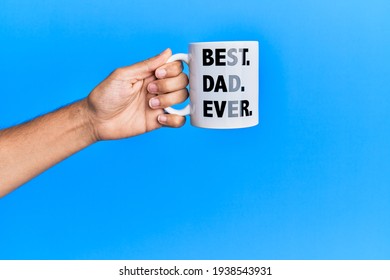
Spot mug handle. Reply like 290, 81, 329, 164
164, 53, 191, 116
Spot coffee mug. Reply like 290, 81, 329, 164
165, 41, 259, 129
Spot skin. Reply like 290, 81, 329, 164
0, 48, 188, 197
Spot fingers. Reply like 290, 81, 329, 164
157, 114, 186, 128
155, 61, 183, 79
147, 73, 188, 94
145, 54, 188, 129
113, 48, 172, 81
149, 89, 189, 109
151, 89, 188, 128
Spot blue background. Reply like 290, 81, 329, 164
1, 0, 390, 259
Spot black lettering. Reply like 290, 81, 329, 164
214, 75, 227, 92
203, 75, 214, 92
239, 48, 249, 65
215, 48, 226, 66
214, 101, 227, 117
240, 100, 250, 116
203, 100, 213, 117
119, 266, 132, 275
203, 49, 214, 66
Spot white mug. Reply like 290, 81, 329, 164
165, 41, 259, 129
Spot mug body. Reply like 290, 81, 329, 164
188, 41, 259, 129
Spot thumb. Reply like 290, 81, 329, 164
119, 48, 172, 81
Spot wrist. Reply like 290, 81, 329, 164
75, 99, 100, 144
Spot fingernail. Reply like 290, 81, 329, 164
149, 97, 160, 108
148, 83, 158, 93
156, 68, 167, 78
158, 115, 168, 124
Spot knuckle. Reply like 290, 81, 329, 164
179, 72, 189, 85
158, 74, 188, 93
166, 61, 182, 75
174, 61, 183, 73
181, 88, 189, 98
179, 88, 189, 102
170, 116, 185, 128
113, 67, 126, 77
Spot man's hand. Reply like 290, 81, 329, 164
0, 48, 188, 197
86, 48, 188, 140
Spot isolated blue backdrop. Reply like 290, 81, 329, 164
1, 0, 390, 259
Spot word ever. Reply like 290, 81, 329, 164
203, 100, 252, 118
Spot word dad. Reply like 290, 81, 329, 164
201, 48, 252, 118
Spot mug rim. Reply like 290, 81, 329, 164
190, 40, 258, 45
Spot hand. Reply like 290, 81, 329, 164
85, 48, 188, 141
0, 48, 189, 196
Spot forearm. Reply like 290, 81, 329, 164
0, 99, 97, 197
